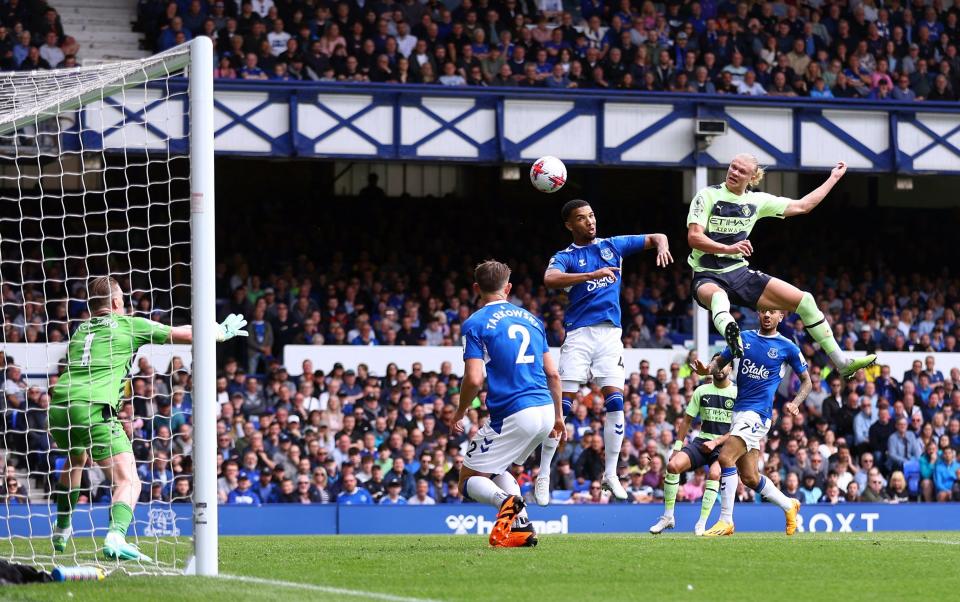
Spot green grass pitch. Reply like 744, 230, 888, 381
5, 533, 958, 601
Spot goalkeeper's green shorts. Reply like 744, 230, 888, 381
48, 403, 132, 462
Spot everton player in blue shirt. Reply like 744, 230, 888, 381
453, 260, 564, 548
537, 199, 673, 503
692, 309, 812, 537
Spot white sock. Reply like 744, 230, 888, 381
539, 436, 559, 480
465, 476, 508, 508
493, 472, 529, 527
603, 411, 625, 477
757, 476, 794, 512
719, 467, 738, 523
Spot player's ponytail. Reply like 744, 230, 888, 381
748, 159, 765, 188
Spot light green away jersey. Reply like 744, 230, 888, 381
52, 314, 171, 410
684, 382, 736, 440
686, 184, 791, 273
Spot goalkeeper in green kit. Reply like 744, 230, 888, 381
49, 276, 247, 561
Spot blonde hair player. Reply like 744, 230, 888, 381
49, 276, 247, 561
686, 154, 876, 379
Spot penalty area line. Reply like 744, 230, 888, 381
218, 573, 444, 602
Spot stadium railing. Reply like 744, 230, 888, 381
69, 80, 960, 173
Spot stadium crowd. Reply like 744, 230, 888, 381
0, 1, 78, 70
135, 0, 960, 100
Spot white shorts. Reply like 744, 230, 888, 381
730, 410, 771, 452
558, 324, 625, 391
463, 404, 554, 475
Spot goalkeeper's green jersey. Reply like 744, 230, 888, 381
51, 314, 171, 411
685, 382, 737, 440
686, 184, 791, 274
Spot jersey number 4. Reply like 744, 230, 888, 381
508, 325, 534, 364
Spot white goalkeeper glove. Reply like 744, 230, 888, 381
216, 313, 248, 342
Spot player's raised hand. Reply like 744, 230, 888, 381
655, 245, 673, 268
831, 161, 847, 180
726, 239, 753, 256
691, 359, 711, 376
592, 266, 620, 281
216, 313, 248, 342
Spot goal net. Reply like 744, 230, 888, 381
0, 40, 216, 576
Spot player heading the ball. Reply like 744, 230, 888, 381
537, 199, 672, 503
454, 260, 564, 548
686, 154, 876, 379
49, 276, 247, 562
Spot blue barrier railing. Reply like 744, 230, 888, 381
2, 503, 957, 537
74, 80, 960, 173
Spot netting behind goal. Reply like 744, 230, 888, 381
0, 44, 200, 575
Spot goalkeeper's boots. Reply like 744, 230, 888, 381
703, 520, 735, 537
103, 531, 153, 562
489, 496, 524, 547
534, 475, 550, 507
601, 473, 628, 501
648, 515, 675, 535
494, 523, 538, 548
724, 322, 744, 359
839, 354, 878, 380
785, 499, 801, 536
52, 526, 72, 553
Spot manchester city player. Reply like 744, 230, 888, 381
687, 154, 875, 378
536, 199, 672, 503
454, 260, 564, 548
691, 309, 812, 537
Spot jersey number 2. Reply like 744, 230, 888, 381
508, 325, 534, 364
80, 332, 95, 366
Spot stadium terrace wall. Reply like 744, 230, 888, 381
7, 343, 959, 383
72, 81, 960, 174
1, 504, 957, 538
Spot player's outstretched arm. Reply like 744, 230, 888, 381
783, 161, 847, 217
165, 313, 249, 344
643, 233, 674, 267
453, 359, 484, 434
691, 354, 731, 376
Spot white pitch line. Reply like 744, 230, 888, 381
218, 573, 444, 602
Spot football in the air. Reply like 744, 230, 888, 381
530, 156, 567, 193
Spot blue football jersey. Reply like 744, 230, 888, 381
546, 235, 647, 331
721, 330, 807, 420
461, 301, 554, 429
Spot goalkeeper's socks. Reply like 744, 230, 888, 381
795, 292, 845, 367
754, 476, 794, 512
464, 476, 508, 507
710, 292, 735, 335
108, 502, 135, 536
54, 483, 79, 529
700, 479, 720, 522
719, 467, 738, 523
663, 473, 680, 519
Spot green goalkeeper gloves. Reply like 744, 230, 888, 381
216, 313, 248, 342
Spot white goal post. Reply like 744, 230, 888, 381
0, 38, 216, 576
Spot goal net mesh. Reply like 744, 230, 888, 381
0, 44, 195, 575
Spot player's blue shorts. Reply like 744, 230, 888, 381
691, 266, 772, 310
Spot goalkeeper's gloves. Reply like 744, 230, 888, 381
216, 313, 248, 342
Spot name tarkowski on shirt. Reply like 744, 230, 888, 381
484, 306, 540, 330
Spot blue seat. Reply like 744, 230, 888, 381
903, 459, 921, 496
551, 490, 573, 502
